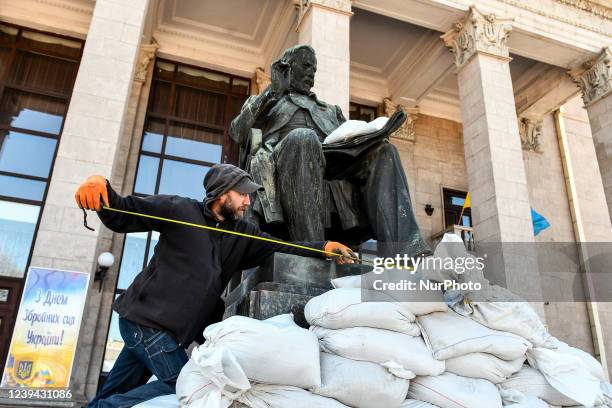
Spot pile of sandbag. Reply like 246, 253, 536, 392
175, 313, 350, 407
138, 233, 612, 408
321, 275, 513, 407
305, 287, 448, 407
305, 233, 612, 408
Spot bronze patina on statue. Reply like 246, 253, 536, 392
230, 45, 430, 258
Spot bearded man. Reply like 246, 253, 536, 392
75, 163, 353, 407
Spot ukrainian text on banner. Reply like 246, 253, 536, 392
1, 267, 89, 387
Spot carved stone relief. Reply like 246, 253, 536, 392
383, 98, 418, 142
518, 117, 543, 152
553, 0, 612, 20
442, 6, 513, 68
254, 67, 271, 94
134, 42, 158, 84
570, 47, 612, 107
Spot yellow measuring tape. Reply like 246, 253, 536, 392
101, 205, 363, 263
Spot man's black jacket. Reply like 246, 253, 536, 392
98, 182, 325, 347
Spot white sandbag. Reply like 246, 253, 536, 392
399, 400, 439, 408
408, 373, 502, 408
431, 236, 550, 347
312, 326, 444, 377
331, 273, 362, 288
526, 347, 604, 407
455, 287, 551, 347
417, 309, 531, 360
498, 387, 549, 408
196, 315, 321, 388
417, 233, 484, 285
601, 381, 612, 406
500, 366, 579, 406
445, 353, 525, 384
177, 349, 251, 408
305, 288, 421, 335
133, 394, 179, 408
541, 337, 607, 382
312, 352, 410, 408
331, 268, 449, 310
238, 384, 349, 408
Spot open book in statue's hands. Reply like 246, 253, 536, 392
322, 109, 407, 179
323, 116, 390, 144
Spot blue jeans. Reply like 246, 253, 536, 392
87, 317, 188, 408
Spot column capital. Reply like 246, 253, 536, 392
570, 47, 612, 107
383, 98, 418, 142
518, 116, 543, 152
441, 6, 513, 69
134, 42, 158, 84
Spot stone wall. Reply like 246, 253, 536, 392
393, 114, 467, 242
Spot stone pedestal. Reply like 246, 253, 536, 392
224, 253, 368, 327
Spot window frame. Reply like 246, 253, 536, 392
349, 101, 378, 122
0, 21, 83, 372
441, 187, 472, 228
0, 22, 83, 264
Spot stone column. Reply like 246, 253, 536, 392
571, 48, 612, 221
29, 0, 150, 402
296, 0, 351, 116
442, 7, 543, 302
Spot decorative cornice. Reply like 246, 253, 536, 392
155, 25, 262, 56
32, 0, 93, 15
441, 6, 513, 69
383, 98, 418, 142
134, 42, 159, 84
497, 0, 612, 37
553, 0, 612, 20
570, 47, 612, 107
518, 117, 543, 152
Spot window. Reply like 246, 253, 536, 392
0, 22, 82, 370
101, 60, 250, 374
349, 102, 377, 122
443, 188, 472, 228
0, 24, 82, 278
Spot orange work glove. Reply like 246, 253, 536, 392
74, 175, 109, 211
324, 241, 357, 265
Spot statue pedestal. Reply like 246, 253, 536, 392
223, 253, 369, 327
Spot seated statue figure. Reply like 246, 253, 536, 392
230, 45, 430, 258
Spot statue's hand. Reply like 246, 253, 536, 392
271, 59, 290, 96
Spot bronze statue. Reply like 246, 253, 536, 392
230, 45, 430, 258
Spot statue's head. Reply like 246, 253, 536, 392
278, 45, 317, 94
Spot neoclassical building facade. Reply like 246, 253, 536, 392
0, 0, 610, 404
